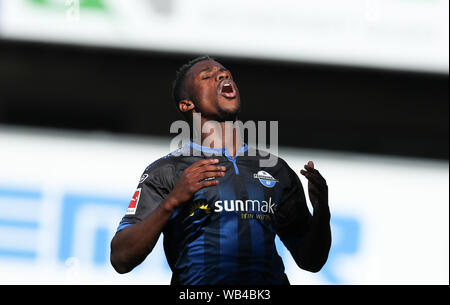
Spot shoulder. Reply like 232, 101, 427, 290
246, 145, 292, 172
141, 145, 189, 180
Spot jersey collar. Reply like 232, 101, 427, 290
189, 141, 248, 158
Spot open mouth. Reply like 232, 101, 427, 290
219, 80, 237, 99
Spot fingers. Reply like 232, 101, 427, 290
181, 175, 222, 196
197, 171, 226, 181
184, 158, 227, 185
198, 179, 220, 188
304, 161, 318, 175
188, 166, 226, 184
173, 158, 225, 204
300, 169, 326, 187
300, 161, 327, 188
190, 164, 226, 176
191, 176, 221, 193
185, 159, 225, 174
185, 158, 220, 173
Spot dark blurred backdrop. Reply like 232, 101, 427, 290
0, 39, 448, 159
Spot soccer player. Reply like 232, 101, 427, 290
110, 56, 331, 285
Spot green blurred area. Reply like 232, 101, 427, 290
28, 0, 107, 10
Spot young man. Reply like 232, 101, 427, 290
110, 56, 331, 285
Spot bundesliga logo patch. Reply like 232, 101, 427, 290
253, 171, 278, 188
126, 188, 141, 215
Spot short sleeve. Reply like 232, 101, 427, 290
274, 161, 312, 252
116, 163, 175, 232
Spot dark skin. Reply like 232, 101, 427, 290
110, 59, 331, 274
297, 161, 331, 272
179, 60, 242, 157
180, 60, 241, 122
110, 158, 226, 274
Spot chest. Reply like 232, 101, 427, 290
175, 158, 286, 221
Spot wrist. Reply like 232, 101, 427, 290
162, 195, 179, 214
313, 204, 331, 221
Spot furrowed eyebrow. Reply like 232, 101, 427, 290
198, 67, 229, 74
196, 66, 231, 78
199, 67, 212, 74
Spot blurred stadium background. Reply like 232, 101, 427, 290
0, 0, 448, 284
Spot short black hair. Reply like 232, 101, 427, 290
172, 55, 214, 110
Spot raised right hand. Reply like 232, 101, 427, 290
165, 158, 226, 210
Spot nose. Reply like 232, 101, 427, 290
216, 70, 230, 81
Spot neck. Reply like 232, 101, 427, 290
192, 116, 243, 158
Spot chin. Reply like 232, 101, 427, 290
217, 105, 240, 121
217, 97, 240, 118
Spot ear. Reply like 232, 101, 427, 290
178, 99, 196, 113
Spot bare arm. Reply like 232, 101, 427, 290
110, 158, 226, 274
110, 196, 177, 274
290, 207, 331, 272
292, 161, 331, 272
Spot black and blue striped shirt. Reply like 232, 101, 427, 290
117, 142, 311, 285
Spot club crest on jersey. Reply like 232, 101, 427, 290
253, 171, 278, 188
126, 188, 141, 215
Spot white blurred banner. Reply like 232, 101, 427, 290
0, 0, 448, 73
0, 126, 448, 284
